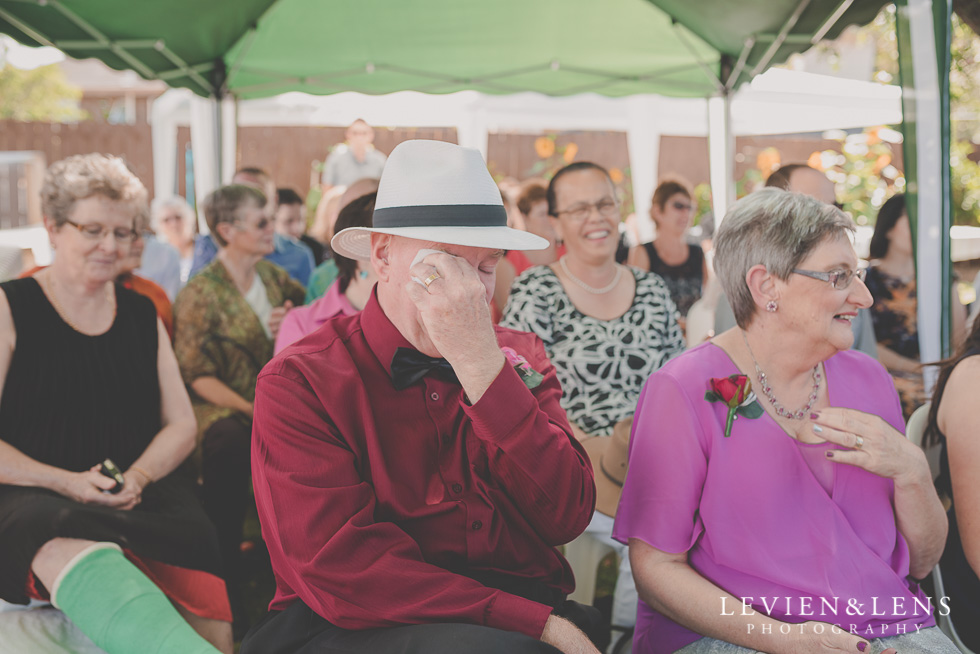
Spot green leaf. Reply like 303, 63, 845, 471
704, 390, 721, 403
736, 401, 764, 419
516, 365, 544, 390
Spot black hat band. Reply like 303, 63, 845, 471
373, 204, 508, 229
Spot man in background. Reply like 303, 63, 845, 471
321, 119, 387, 191
276, 188, 325, 265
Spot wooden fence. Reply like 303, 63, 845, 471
0, 119, 898, 222
0, 120, 154, 198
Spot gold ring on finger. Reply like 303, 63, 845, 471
423, 272, 441, 289
854, 435, 864, 449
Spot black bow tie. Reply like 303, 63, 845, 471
390, 347, 459, 390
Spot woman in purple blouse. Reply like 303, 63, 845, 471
613, 189, 954, 654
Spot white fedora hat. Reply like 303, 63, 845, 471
331, 140, 549, 260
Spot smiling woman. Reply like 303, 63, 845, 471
502, 162, 684, 440
627, 180, 707, 333
613, 188, 953, 654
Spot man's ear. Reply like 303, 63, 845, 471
745, 264, 778, 312
370, 234, 392, 283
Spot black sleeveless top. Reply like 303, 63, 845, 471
0, 277, 161, 471
642, 242, 704, 317
931, 347, 980, 650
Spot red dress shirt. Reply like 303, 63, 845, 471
252, 290, 595, 639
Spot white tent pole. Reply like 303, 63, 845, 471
903, 0, 945, 380
189, 94, 219, 233
221, 95, 238, 185
708, 92, 734, 225
626, 96, 660, 245
456, 104, 489, 161
149, 88, 189, 201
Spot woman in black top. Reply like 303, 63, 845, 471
628, 180, 707, 332
925, 313, 980, 651
0, 154, 229, 653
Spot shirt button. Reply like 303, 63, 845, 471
430, 392, 440, 401
471, 520, 483, 531
452, 483, 463, 494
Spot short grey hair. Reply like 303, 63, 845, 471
150, 196, 196, 233
203, 185, 266, 247
714, 188, 855, 329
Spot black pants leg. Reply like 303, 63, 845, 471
201, 416, 253, 578
241, 600, 566, 654
201, 416, 253, 631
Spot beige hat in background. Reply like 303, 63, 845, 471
582, 417, 632, 518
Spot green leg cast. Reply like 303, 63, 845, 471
51, 543, 219, 654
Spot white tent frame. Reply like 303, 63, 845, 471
151, 68, 902, 244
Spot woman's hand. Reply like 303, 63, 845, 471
781, 622, 895, 654
268, 300, 294, 339
57, 466, 142, 509
812, 407, 929, 485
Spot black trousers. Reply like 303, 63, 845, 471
201, 416, 253, 581
241, 597, 603, 654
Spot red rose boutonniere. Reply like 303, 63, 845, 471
705, 374, 764, 437
502, 346, 544, 389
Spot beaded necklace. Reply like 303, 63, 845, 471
741, 330, 821, 420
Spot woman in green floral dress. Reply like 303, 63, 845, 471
173, 185, 305, 633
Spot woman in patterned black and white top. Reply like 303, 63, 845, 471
501, 162, 684, 438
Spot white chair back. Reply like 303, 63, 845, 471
906, 402, 942, 482
684, 296, 715, 349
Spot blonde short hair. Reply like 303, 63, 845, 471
41, 154, 147, 228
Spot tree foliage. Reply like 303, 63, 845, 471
0, 62, 86, 122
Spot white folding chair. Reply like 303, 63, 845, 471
905, 402, 942, 481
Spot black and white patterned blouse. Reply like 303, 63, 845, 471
501, 265, 685, 437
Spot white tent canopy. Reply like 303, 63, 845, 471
151, 67, 902, 242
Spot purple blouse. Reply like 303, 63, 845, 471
612, 343, 935, 654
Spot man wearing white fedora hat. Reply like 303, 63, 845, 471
245, 140, 600, 654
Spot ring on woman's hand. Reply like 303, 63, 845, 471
854, 435, 864, 449
423, 272, 441, 289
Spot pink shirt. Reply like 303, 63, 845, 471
275, 280, 357, 353
612, 343, 936, 654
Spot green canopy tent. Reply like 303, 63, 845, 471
0, 0, 889, 204
0, 0, 954, 362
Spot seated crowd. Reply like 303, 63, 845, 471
0, 141, 972, 654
